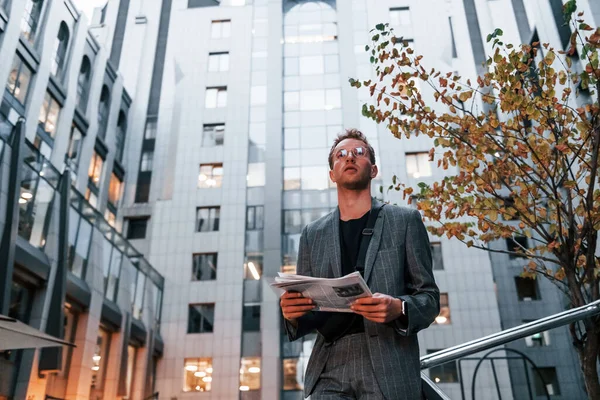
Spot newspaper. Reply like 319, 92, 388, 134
270, 271, 372, 312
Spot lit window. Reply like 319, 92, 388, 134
21, 0, 45, 44
198, 164, 223, 188
7, 55, 33, 105
211, 20, 231, 39
88, 151, 104, 187
202, 124, 225, 146
427, 349, 459, 383
390, 7, 411, 26
205, 87, 227, 108
208, 52, 229, 72
90, 328, 110, 392
283, 358, 303, 390
533, 367, 560, 396
247, 163, 265, 187
196, 207, 220, 232
434, 293, 451, 325
405, 152, 432, 179
524, 320, 551, 347
140, 151, 153, 172
38, 92, 61, 138
192, 253, 217, 281
431, 242, 444, 270
515, 277, 540, 301
244, 254, 262, 280
239, 357, 261, 391
188, 304, 214, 333
108, 173, 122, 206
183, 358, 213, 392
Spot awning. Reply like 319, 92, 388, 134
0, 314, 75, 351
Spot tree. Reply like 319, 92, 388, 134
351, 2, 600, 398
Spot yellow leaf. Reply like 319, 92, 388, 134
544, 51, 555, 66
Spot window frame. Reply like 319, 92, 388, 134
192, 252, 218, 281
195, 206, 221, 232
126, 217, 149, 240
187, 303, 215, 334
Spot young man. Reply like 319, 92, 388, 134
281, 129, 440, 400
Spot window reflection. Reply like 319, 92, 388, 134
406, 152, 432, 178
38, 92, 61, 138
6, 55, 33, 105
198, 164, 223, 188
88, 152, 104, 186
108, 173, 122, 206
239, 357, 261, 391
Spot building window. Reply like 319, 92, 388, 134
196, 207, 220, 232
188, 303, 214, 333
144, 117, 157, 139
205, 87, 227, 108
21, 0, 45, 44
239, 357, 261, 392
108, 173, 122, 206
208, 52, 229, 72
38, 91, 61, 138
76, 56, 91, 112
198, 163, 223, 188
533, 367, 560, 396
97, 86, 110, 140
515, 277, 540, 301
431, 242, 444, 270
192, 253, 217, 281
88, 151, 104, 187
51, 22, 70, 78
390, 7, 411, 26
115, 111, 127, 163
244, 254, 262, 280
247, 163, 265, 187
250, 85, 267, 105
101, 240, 122, 301
66, 124, 83, 176
67, 209, 93, 278
246, 206, 264, 230
524, 320, 551, 347
90, 328, 110, 392
242, 304, 260, 332
211, 20, 231, 39
140, 151, 153, 172
435, 293, 451, 324
6, 55, 33, 106
283, 358, 302, 391
448, 17, 457, 58
126, 217, 149, 239
506, 235, 529, 258
183, 358, 212, 392
427, 349, 459, 383
202, 124, 224, 146
406, 152, 432, 179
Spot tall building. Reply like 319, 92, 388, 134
0, 1, 164, 399
0, 0, 597, 399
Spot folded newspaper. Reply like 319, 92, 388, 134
270, 271, 372, 312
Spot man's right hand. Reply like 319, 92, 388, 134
281, 292, 315, 325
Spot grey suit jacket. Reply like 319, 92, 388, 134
284, 198, 440, 400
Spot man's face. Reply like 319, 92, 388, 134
329, 138, 378, 190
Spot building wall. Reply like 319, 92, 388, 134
0, 1, 164, 399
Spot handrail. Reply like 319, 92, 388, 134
420, 299, 600, 369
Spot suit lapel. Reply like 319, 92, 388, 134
330, 207, 342, 278
364, 198, 385, 283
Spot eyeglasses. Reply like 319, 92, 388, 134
335, 146, 367, 160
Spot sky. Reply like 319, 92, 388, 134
72, 0, 107, 21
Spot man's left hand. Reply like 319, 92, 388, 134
351, 293, 403, 323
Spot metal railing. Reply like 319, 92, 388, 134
420, 299, 600, 399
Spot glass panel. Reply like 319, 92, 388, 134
88, 152, 104, 186
133, 271, 145, 319
247, 163, 265, 187
239, 357, 261, 391
251, 86, 267, 105
188, 304, 214, 333
198, 164, 223, 188
108, 173, 122, 205
192, 253, 217, 281
202, 124, 225, 146
242, 305, 260, 332
106, 247, 122, 301
405, 152, 432, 178
301, 166, 328, 190
284, 168, 301, 191
244, 254, 263, 280
183, 358, 212, 392
196, 207, 220, 232
71, 218, 92, 278
299, 56, 324, 75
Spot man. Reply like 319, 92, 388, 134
281, 129, 440, 400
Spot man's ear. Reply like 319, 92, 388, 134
329, 169, 336, 183
371, 165, 378, 179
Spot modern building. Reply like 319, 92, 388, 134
0, 0, 597, 399
0, 1, 164, 399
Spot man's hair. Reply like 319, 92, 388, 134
328, 128, 376, 169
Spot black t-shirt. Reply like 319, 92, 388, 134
318, 211, 369, 342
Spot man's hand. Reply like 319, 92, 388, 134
281, 292, 315, 325
351, 293, 403, 323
